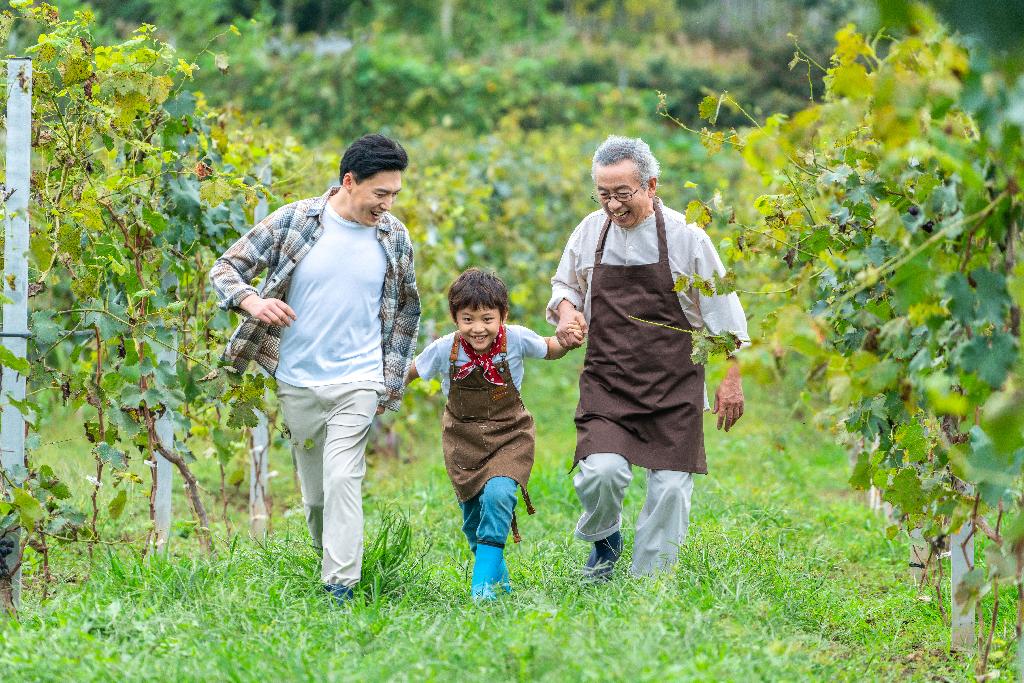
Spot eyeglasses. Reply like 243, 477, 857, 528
591, 186, 645, 204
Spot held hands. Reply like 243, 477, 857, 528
556, 308, 588, 350
712, 362, 745, 432
240, 294, 297, 327
561, 320, 585, 347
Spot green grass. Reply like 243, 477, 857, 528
0, 361, 1015, 681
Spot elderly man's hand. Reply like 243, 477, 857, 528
556, 307, 588, 350
713, 362, 744, 432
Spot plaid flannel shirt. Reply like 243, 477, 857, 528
209, 187, 421, 412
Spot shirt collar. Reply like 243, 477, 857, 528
614, 211, 656, 233
305, 185, 393, 233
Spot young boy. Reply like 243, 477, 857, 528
406, 268, 579, 600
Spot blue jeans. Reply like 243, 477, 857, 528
460, 477, 518, 552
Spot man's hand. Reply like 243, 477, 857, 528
712, 361, 744, 432
240, 294, 297, 327
376, 405, 385, 416
556, 299, 588, 349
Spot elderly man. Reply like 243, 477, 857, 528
549, 135, 749, 580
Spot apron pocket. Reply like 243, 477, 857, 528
448, 385, 492, 420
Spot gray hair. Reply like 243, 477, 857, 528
591, 135, 661, 183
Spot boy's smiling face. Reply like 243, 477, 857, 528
455, 306, 505, 353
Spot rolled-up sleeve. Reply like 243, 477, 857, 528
210, 209, 281, 311
546, 225, 585, 325
693, 233, 750, 352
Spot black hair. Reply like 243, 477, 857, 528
338, 134, 409, 183
448, 268, 510, 320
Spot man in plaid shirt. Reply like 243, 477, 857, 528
210, 134, 420, 604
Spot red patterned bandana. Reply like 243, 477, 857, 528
453, 325, 506, 386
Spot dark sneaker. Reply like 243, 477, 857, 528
324, 583, 355, 606
582, 531, 623, 583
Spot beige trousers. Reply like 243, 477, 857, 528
574, 452, 694, 576
277, 380, 382, 587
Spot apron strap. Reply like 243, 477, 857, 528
653, 197, 669, 265
448, 334, 461, 376
498, 324, 509, 367
594, 215, 613, 265
509, 484, 536, 544
521, 484, 536, 515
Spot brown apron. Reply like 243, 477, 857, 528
441, 334, 536, 540
574, 198, 707, 473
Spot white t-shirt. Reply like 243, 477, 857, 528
276, 203, 387, 387
414, 325, 548, 396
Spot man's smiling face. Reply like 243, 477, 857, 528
593, 158, 656, 229
342, 170, 402, 225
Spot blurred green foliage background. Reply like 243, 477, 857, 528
24, 0, 871, 143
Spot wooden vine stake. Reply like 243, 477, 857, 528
248, 164, 271, 537
0, 58, 32, 614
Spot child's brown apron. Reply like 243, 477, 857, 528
441, 334, 536, 539
573, 198, 707, 473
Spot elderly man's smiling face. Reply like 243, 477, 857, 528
593, 158, 657, 230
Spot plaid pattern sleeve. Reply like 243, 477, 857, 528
209, 207, 286, 312
208, 198, 313, 375
378, 220, 422, 412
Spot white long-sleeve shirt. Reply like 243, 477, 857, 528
547, 205, 750, 351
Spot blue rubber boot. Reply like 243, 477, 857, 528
582, 531, 622, 583
324, 583, 355, 606
499, 557, 512, 594
471, 544, 505, 601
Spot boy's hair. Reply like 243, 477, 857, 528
339, 134, 409, 183
448, 268, 509, 320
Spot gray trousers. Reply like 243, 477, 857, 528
574, 452, 694, 576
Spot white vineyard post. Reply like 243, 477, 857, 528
249, 163, 271, 537
909, 527, 930, 584
950, 497, 976, 652
0, 58, 32, 611
1018, 630, 1024, 683
249, 401, 270, 537
152, 273, 177, 553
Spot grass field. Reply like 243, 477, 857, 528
0, 360, 1015, 681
